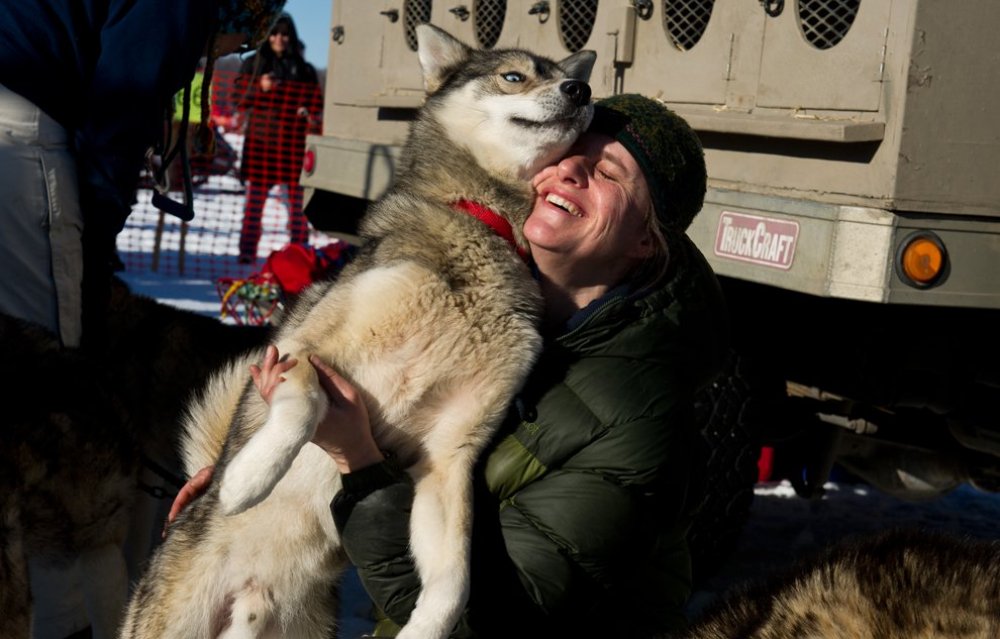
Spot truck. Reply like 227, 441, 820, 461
299, 0, 1000, 576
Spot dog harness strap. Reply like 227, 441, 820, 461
452, 199, 529, 262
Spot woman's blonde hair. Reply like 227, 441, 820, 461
630, 200, 672, 292
589, 95, 706, 292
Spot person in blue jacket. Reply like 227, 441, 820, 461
0, 0, 283, 350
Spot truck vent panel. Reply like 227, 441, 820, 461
474, 0, 506, 49
663, 0, 715, 51
558, 0, 598, 52
404, 0, 433, 51
798, 0, 860, 50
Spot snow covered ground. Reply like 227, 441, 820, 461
118, 270, 1000, 637
119, 132, 338, 284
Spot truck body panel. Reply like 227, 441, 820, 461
301, 0, 1000, 498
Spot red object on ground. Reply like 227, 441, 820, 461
215, 242, 352, 326
757, 446, 775, 483
263, 242, 348, 296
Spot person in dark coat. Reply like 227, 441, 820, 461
225, 95, 730, 637
0, 0, 284, 350
0, 3, 285, 635
317, 96, 728, 638
236, 13, 323, 263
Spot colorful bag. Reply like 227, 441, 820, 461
217, 242, 353, 325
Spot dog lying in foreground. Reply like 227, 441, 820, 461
682, 528, 1000, 639
0, 281, 265, 639
121, 25, 595, 639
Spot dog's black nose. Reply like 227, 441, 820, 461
560, 80, 591, 107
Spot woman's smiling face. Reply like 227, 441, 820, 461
525, 132, 653, 283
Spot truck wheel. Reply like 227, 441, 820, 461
688, 352, 773, 585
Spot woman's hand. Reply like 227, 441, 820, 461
252, 345, 384, 473
161, 347, 386, 536
162, 465, 214, 538
249, 344, 297, 403
259, 73, 277, 92
308, 355, 384, 473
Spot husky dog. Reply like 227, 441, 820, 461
0, 281, 265, 639
682, 529, 1000, 639
121, 25, 595, 639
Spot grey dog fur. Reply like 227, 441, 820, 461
682, 528, 1000, 639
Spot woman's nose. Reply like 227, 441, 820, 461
557, 155, 589, 185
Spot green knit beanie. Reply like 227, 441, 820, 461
589, 94, 707, 232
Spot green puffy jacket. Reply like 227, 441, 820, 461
332, 235, 729, 637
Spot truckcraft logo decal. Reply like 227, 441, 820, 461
714, 211, 799, 270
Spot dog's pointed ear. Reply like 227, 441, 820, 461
558, 50, 597, 83
416, 24, 471, 94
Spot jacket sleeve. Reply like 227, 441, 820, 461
333, 459, 541, 636
76, 0, 215, 236
235, 56, 263, 110
332, 460, 423, 624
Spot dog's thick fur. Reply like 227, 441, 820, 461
122, 25, 596, 639
682, 529, 1000, 639
0, 281, 266, 639
0, 316, 120, 639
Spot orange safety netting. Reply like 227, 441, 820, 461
117, 67, 329, 284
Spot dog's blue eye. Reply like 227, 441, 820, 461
502, 72, 525, 83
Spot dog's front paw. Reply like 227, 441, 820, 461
218, 445, 280, 516
396, 591, 461, 639
396, 619, 450, 639
217, 388, 319, 516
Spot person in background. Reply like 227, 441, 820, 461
0, 3, 285, 637
236, 12, 323, 264
172, 94, 730, 637
167, 61, 243, 189
0, 0, 284, 351
165, 59, 206, 191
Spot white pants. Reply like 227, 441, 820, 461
0, 83, 83, 347
0, 85, 93, 637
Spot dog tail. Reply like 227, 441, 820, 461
180, 352, 258, 477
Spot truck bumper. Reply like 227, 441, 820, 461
689, 188, 1000, 309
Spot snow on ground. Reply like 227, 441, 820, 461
119, 132, 338, 283
118, 271, 1000, 636
121, 271, 227, 317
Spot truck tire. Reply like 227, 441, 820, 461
687, 352, 771, 585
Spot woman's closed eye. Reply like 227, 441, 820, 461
596, 164, 618, 181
